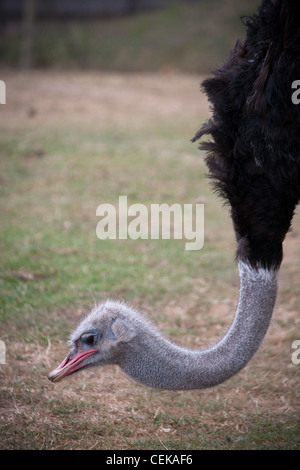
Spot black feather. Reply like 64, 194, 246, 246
193, 0, 300, 269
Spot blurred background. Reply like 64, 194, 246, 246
0, 0, 259, 73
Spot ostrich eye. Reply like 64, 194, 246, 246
80, 330, 100, 347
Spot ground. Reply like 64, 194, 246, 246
0, 71, 299, 450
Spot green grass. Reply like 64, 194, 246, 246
0, 101, 234, 343
1, 0, 260, 72
0, 124, 217, 341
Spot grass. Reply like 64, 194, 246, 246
1, 0, 260, 72
0, 71, 299, 450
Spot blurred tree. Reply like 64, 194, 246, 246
20, 0, 37, 69
127, 0, 138, 15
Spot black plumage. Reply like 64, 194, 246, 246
193, 0, 300, 269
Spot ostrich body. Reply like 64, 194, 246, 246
49, 0, 300, 390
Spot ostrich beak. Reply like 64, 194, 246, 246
48, 348, 98, 383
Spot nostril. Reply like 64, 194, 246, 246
80, 330, 100, 347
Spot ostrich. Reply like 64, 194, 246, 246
49, 0, 300, 390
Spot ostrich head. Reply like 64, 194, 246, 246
48, 301, 137, 383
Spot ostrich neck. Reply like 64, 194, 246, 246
121, 261, 278, 390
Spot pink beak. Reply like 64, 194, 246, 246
48, 348, 98, 383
